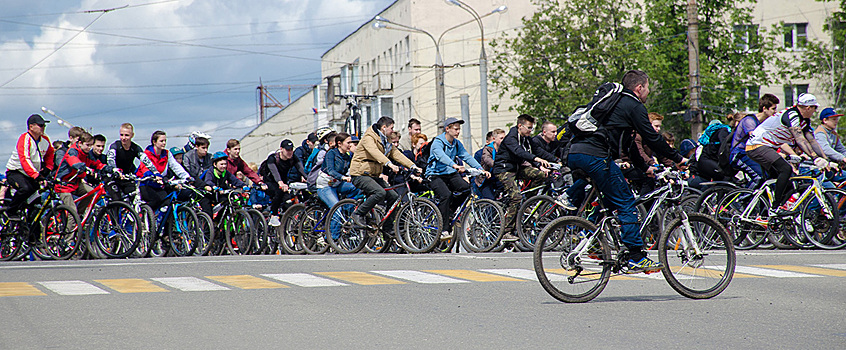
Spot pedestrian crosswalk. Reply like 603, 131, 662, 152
2, 264, 846, 297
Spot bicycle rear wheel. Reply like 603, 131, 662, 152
459, 198, 504, 253
168, 205, 199, 256
131, 204, 155, 258
533, 216, 610, 303
808, 188, 846, 249
40, 204, 81, 260
93, 201, 142, 259
278, 204, 305, 255
225, 209, 255, 255
516, 195, 567, 250
658, 213, 735, 299
716, 189, 769, 250
300, 205, 330, 254
246, 208, 268, 255
0, 216, 25, 261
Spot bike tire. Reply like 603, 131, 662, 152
808, 188, 846, 249
715, 189, 768, 250
459, 198, 504, 253
325, 199, 367, 254
300, 204, 330, 254
0, 216, 25, 261
516, 195, 567, 251
694, 185, 736, 217
246, 208, 268, 255
658, 213, 735, 299
225, 209, 255, 255
40, 204, 81, 260
533, 216, 611, 303
93, 201, 142, 259
364, 206, 393, 253
168, 205, 199, 256
193, 211, 215, 256
394, 197, 442, 254
278, 204, 306, 255
131, 204, 155, 258
794, 189, 838, 249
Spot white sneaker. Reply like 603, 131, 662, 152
268, 215, 281, 227
439, 231, 453, 241
555, 193, 577, 211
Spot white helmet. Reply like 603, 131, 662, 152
189, 131, 212, 145
315, 127, 335, 142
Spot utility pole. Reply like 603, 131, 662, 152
687, 0, 703, 137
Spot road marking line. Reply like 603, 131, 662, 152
95, 279, 169, 293
813, 264, 846, 271
707, 266, 822, 278
151, 277, 229, 291
424, 269, 524, 282
206, 275, 288, 289
262, 273, 348, 287
371, 270, 469, 284
544, 268, 644, 280
316, 271, 406, 285
480, 268, 551, 281
38, 281, 110, 295
754, 265, 846, 277
0, 282, 46, 296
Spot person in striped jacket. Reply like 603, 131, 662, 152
2, 114, 55, 218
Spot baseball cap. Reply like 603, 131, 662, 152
442, 117, 464, 129
679, 139, 698, 157
27, 114, 49, 126
819, 107, 844, 120
306, 132, 318, 143
349, 136, 360, 143
797, 93, 820, 107
280, 139, 294, 150
169, 147, 185, 156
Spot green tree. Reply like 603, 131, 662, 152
792, 1, 846, 112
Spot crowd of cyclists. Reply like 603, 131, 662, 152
2, 69, 845, 267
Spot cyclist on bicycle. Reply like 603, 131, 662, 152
730, 94, 780, 189
427, 117, 490, 241
136, 131, 194, 210
567, 70, 687, 273
258, 139, 306, 226
2, 114, 55, 219
55, 131, 117, 216
107, 123, 158, 199
316, 132, 360, 209
223, 139, 266, 190
493, 114, 557, 242
349, 116, 420, 232
183, 131, 211, 153
203, 151, 247, 203
183, 136, 211, 180
747, 93, 839, 216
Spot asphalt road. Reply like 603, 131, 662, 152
0, 251, 844, 349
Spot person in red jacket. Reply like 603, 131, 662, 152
55, 132, 114, 216
2, 114, 55, 218
223, 139, 267, 190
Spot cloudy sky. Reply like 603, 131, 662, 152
0, 0, 393, 153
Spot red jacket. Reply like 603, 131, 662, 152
55, 143, 105, 193
5, 132, 54, 178
224, 149, 262, 184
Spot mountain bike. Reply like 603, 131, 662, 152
534, 169, 735, 303
211, 188, 256, 255
0, 179, 81, 260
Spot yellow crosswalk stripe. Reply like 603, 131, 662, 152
206, 275, 288, 289
753, 265, 846, 277
425, 270, 523, 282
0, 282, 46, 296
95, 279, 169, 293
316, 271, 405, 285
545, 268, 642, 280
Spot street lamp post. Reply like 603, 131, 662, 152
374, 18, 446, 122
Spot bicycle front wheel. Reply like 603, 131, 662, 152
0, 216, 25, 261
325, 199, 367, 254
300, 205, 330, 254
658, 213, 735, 299
246, 208, 268, 255
395, 198, 442, 253
93, 201, 142, 259
40, 204, 81, 260
533, 216, 610, 303
225, 209, 255, 255
131, 204, 155, 258
516, 195, 567, 250
459, 198, 504, 253
808, 188, 846, 249
278, 204, 305, 255
168, 205, 199, 256
193, 211, 215, 256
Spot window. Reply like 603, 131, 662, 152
736, 86, 760, 111
783, 84, 809, 106
783, 23, 808, 49
733, 24, 759, 52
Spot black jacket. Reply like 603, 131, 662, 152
288, 140, 312, 182
531, 134, 561, 163
569, 89, 683, 164
493, 126, 556, 174
261, 152, 306, 184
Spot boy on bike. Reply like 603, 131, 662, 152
567, 70, 687, 273
203, 151, 247, 213
259, 139, 306, 226
426, 117, 490, 241
55, 132, 116, 216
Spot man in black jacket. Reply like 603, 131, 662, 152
567, 70, 687, 273
493, 114, 557, 242
289, 132, 317, 182
531, 120, 562, 163
260, 139, 307, 226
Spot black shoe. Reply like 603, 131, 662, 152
351, 213, 367, 227
501, 233, 519, 242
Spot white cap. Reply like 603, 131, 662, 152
797, 93, 820, 107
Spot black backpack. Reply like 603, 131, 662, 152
567, 82, 628, 138
717, 129, 740, 176
702, 128, 737, 177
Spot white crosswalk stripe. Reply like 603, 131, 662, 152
812, 264, 846, 270
38, 281, 110, 295
708, 266, 822, 278
151, 277, 230, 291
371, 270, 469, 284
480, 268, 569, 281
262, 273, 348, 287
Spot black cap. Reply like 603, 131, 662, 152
27, 114, 49, 126
307, 132, 318, 143
280, 139, 294, 150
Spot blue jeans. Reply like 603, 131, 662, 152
730, 149, 764, 189
568, 153, 642, 250
317, 182, 360, 209
565, 178, 588, 209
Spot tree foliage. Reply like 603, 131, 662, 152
491, 0, 780, 139
792, 0, 846, 111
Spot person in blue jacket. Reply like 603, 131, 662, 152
426, 117, 490, 241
